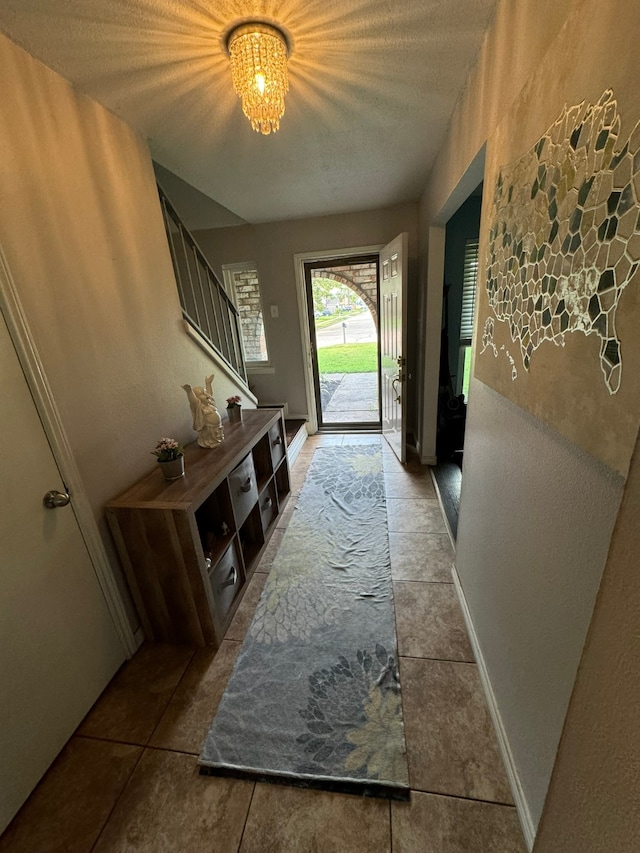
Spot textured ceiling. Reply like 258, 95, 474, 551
0, 0, 497, 225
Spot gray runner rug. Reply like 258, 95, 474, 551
199, 444, 409, 799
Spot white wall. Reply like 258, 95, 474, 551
194, 203, 418, 423
533, 426, 640, 853
457, 383, 622, 828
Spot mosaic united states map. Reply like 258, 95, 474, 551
481, 90, 640, 394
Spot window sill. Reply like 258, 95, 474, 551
247, 365, 275, 375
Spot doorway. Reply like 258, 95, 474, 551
434, 183, 483, 537
304, 256, 381, 431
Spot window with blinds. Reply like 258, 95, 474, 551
458, 237, 479, 401
459, 238, 479, 343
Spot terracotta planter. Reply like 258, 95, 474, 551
227, 406, 242, 423
158, 456, 185, 481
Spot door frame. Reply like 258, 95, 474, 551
0, 246, 138, 657
419, 144, 486, 464
294, 244, 383, 433
303, 254, 381, 432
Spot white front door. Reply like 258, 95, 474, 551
0, 309, 125, 833
380, 233, 408, 462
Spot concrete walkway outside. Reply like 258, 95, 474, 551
321, 372, 379, 424
314, 312, 379, 424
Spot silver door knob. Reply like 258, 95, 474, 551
221, 566, 238, 589
43, 490, 71, 509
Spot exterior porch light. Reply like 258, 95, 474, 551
226, 22, 289, 135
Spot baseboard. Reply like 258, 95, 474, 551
451, 566, 536, 851
287, 425, 308, 467
420, 453, 437, 465
429, 468, 456, 552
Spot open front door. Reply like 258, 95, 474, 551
380, 233, 408, 462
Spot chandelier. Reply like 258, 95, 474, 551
226, 22, 290, 135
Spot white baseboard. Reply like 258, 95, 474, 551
451, 566, 536, 851
428, 468, 456, 552
420, 453, 437, 465
287, 425, 308, 466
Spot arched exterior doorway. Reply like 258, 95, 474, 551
310, 262, 378, 326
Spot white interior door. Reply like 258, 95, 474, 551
0, 309, 125, 833
380, 233, 408, 462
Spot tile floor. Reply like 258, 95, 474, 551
0, 434, 527, 853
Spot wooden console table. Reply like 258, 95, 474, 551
106, 408, 290, 646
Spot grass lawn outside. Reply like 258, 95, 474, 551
317, 342, 378, 373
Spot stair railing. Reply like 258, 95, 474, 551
157, 184, 247, 384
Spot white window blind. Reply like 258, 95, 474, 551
460, 238, 479, 342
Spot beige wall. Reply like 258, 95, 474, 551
418, 0, 639, 843
0, 32, 247, 629
194, 203, 419, 424
417, 0, 575, 458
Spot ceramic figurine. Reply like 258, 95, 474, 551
182, 374, 224, 448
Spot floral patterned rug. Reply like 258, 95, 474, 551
199, 444, 409, 799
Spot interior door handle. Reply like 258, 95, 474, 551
43, 489, 71, 509
392, 376, 402, 404
221, 566, 238, 589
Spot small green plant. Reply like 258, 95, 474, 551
226, 395, 242, 409
151, 437, 184, 462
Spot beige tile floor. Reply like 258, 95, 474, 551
0, 434, 527, 853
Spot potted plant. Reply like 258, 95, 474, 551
152, 437, 185, 481
226, 395, 242, 423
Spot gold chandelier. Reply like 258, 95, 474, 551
226, 22, 289, 135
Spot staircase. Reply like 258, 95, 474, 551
157, 183, 247, 386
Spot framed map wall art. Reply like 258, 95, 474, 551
475, 89, 640, 476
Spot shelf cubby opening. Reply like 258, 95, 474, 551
239, 503, 266, 573
195, 480, 235, 567
252, 433, 274, 493
275, 460, 291, 505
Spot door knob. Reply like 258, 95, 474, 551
221, 566, 238, 589
391, 376, 402, 404
43, 489, 71, 509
